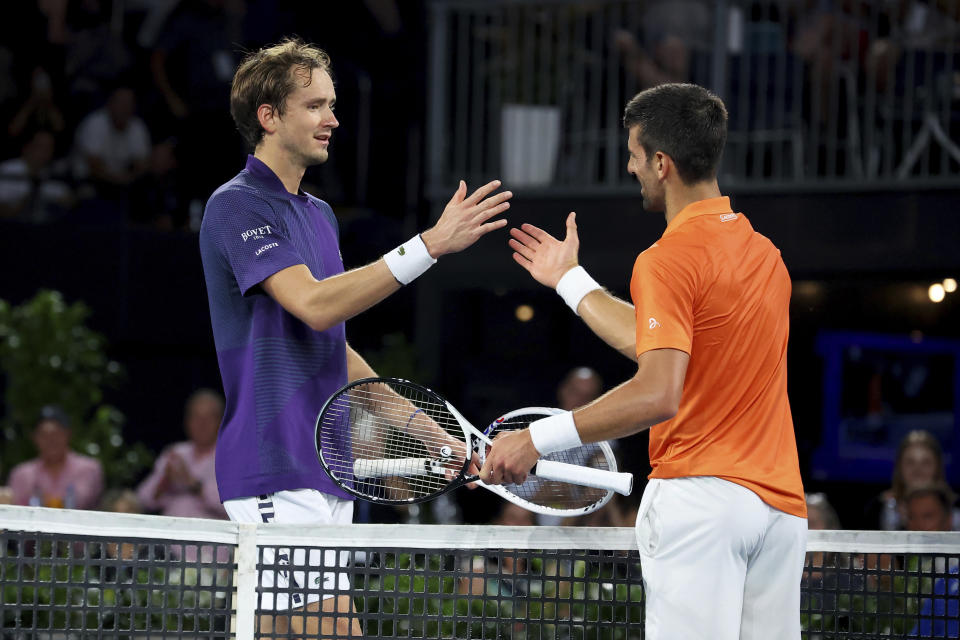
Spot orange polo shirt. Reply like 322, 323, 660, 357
630, 196, 806, 518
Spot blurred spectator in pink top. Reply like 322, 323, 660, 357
137, 389, 227, 520
8, 405, 104, 510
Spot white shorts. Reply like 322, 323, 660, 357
224, 489, 354, 612
635, 476, 807, 640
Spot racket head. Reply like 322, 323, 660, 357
315, 377, 472, 504
480, 407, 617, 517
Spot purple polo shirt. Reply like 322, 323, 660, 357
199, 155, 351, 502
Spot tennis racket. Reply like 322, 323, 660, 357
477, 407, 622, 516
315, 377, 633, 516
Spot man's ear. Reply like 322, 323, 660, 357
654, 151, 670, 180
257, 104, 277, 135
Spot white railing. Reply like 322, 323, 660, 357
426, 0, 960, 194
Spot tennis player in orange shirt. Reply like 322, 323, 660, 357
481, 83, 808, 640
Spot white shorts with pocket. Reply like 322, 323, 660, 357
224, 489, 354, 612
635, 476, 807, 640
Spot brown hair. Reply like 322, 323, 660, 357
230, 37, 331, 150
892, 430, 945, 502
904, 482, 956, 518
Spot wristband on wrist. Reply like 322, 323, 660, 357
555, 266, 601, 315
528, 411, 582, 455
405, 408, 423, 431
383, 234, 437, 285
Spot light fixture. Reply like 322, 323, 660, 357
928, 283, 946, 303
943, 278, 957, 293
515, 304, 534, 322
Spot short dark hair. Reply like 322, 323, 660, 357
905, 482, 955, 515
230, 37, 332, 150
35, 405, 70, 430
622, 83, 727, 184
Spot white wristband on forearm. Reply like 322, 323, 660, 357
383, 234, 437, 285
555, 266, 601, 315
528, 411, 582, 455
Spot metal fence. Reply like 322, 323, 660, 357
426, 0, 960, 194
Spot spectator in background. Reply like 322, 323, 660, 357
7, 67, 66, 142
807, 491, 841, 531
0, 130, 73, 222
556, 366, 603, 411
100, 488, 143, 515
869, 430, 960, 530
534, 367, 605, 527
129, 137, 187, 230
493, 501, 536, 528
150, 0, 244, 203
804, 492, 841, 584
7, 405, 104, 510
73, 86, 151, 195
62, 0, 133, 115
562, 493, 631, 527
136, 389, 227, 520
612, 0, 710, 89
905, 482, 960, 638
905, 482, 956, 532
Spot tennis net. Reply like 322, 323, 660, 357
2, 504, 959, 638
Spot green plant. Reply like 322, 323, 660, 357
0, 290, 152, 488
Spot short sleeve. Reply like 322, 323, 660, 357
75, 116, 101, 157
201, 189, 305, 295
629, 248, 696, 358
130, 120, 151, 161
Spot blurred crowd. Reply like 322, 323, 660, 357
0, 0, 420, 231
0, 0, 256, 230
3, 0, 957, 233
0, 388, 227, 521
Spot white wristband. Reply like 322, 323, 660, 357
383, 234, 437, 285
555, 266, 601, 315
528, 411, 582, 455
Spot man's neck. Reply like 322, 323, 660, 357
254, 146, 304, 195
40, 456, 67, 474
663, 179, 722, 225
193, 441, 216, 458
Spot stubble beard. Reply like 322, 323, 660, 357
302, 146, 329, 167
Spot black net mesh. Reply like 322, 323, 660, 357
2, 510, 959, 640
1, 529, 234, 638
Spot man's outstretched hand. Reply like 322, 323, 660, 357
421, 180, 512, 257
508, 211, 580, 288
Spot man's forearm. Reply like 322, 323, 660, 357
263, 261, 401, 333
577, 289, 638, 361
346, 344, 378, 382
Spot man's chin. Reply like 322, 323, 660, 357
641, 197, 665, 214
303, 150, 329, 166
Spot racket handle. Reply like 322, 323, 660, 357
533, 460, 634, 496
354, 457, 440, 479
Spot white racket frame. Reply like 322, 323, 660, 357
446, 403, 633, 496
455, 405, 630, 516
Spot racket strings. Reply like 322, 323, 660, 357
319, 381, 468, 502
488, 414, 611, 510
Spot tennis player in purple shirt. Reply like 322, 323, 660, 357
199, 38, 510, 637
